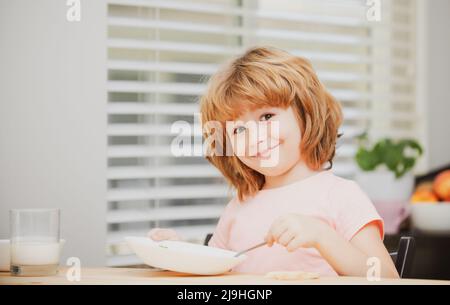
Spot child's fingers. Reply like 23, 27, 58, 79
148, 229, 164, 241
268, 222, 289, 243
286, 236, 304, 252
264, 234, 274, 247
265, 221, 288, 246
277, 230, 296, 247
148, 228, 178, 241
163, 229, 180, 241
166, 229, 180, 240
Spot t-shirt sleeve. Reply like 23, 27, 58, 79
208, 197, 238, 250
329, 179, 384, 241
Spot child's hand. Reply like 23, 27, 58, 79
147, 228, 180, 241
265, 214, 330, 251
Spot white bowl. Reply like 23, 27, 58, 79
411, 204, 450, 233
125, 236, 247, 275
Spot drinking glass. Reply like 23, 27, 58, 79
10, 209, 61, 276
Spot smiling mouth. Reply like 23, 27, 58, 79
255, 143, 280, 158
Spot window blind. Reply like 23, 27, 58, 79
106, 0, 417, 266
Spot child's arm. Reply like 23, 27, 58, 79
265, 214, 399, 278
315, 222, 399, 278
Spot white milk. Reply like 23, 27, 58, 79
11, 242, 60, 265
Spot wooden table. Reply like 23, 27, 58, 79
1, 268, 449, 285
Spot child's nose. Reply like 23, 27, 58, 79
248, 123, 268, 142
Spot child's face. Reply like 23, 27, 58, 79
226, 106, 302, 176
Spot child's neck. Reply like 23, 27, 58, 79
262, 161, 321, 190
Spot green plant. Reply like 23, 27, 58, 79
355, 133, 423, 179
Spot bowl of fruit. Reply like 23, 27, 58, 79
410, 170, 450, 233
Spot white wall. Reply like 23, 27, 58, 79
417, 0, 450, 173
0, 0, 107, 266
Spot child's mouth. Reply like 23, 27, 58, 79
256, 143, 280, 159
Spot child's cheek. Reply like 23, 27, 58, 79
228, 133, 244, 157
282, 122, 302, 148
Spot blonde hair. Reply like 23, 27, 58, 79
200, 46, 343, 202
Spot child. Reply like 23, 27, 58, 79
149, 46, 399, 278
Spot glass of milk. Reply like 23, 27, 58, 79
10, 209, 60, 276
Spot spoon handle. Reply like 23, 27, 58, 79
234, 241, 267, 257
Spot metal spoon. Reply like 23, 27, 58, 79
234, 241, 267, 257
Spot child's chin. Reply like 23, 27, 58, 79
255, 164, 290, 176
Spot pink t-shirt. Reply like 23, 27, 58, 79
208, 170, 384, 276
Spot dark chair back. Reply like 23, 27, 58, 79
390, 236, 416, 278
204, 233, 213, 246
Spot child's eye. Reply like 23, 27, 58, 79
260, 113, 275, 121
233, 126, 246, 135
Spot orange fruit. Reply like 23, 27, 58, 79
416, 181, 434, 192
410, 189, 439, 203
433, 170, 450, 202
